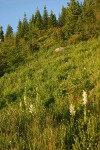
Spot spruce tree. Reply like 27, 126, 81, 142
29, 14, 35, 29
21, 13, 29, 39
5, 25, 13, 39
64, 0, 82, 38
48, 10, 57, 28
29, 14, 35, 39
35, 8, 42, 29
80, 0, 97, 38
58, 6, 66, 27
92, 0, 100, 35
4, 25, 14, 42
16, 20, 22, 39
42, 6, 48, 29
0, 26, 4, 42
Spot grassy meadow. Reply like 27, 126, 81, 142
0, 37, 100, 149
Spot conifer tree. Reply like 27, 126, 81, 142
31, 14, 35, 24
21, 13, 29, 39
64, 0, 82, 38
5, 25, 13, 39
35, 8, 42, 29
94, 0, 100, 34
42, 6, 48, 29
29, 14, 35, 29
48, 10, 57, 28
16, 20, 23, 39
15, 20, 22, 46
58, 6, 66, 27
0, 26, 4, 42
29, 14, 39, 46
79, 0, 97, 38
92, 0, 100, 35
29, 14, 35, 39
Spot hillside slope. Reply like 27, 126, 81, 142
0, 38, 100, 149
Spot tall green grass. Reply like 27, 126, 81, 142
0, 37, 100, 149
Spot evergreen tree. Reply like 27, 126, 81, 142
29, 15, 36, 30
16, 20, 22, 39
92, 0, 100, 35
29, 14, 35, 29
29, 14, 35, 39
79, 0, 97, 38
0, 26, 4, 42
15, 20, 24, 45
58, 6, 66, 27
42, 6, 48, 29
5, 25, 13, 39
64, 0, 82, 38
35, 8, 42, 29
48, 10, 57, 28
21, 13, 29, 39
31, 14, 35, 24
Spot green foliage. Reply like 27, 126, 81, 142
29, 42, 39, 53
29, 14, 35, 35
64, 0, 82, 38
58, 6, 66, 27
0, 41, 26, 77
1, 0, 100, 48
5, 25, 13, 39
0, 2, 100, 148
48, 10, 57, 28
16, 20, 23, 40
42, 6, 48, 29
0, 37, 100, 149
34, 8, 42, 29
0, 26, 4, 42
80, 0, 96, 38
21, 14, 29, 40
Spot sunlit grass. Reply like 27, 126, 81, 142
0, 37, 100, 149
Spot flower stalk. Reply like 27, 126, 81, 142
82, 90, 88, 122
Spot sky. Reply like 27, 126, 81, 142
0, 0, 83, 34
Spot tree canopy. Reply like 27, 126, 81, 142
0, 0, 100, 77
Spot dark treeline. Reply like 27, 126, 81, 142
0, 0, 100, 77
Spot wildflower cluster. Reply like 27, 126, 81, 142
82, 90, 88, 105
69, 91, 88, 117
29, 104, 34, 114
69, 104, 75, 116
